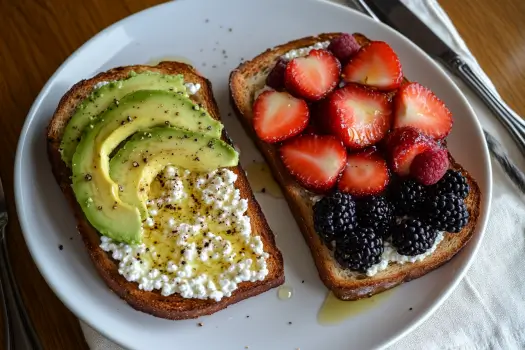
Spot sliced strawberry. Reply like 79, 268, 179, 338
342, 41, 403, 90
285, 49, 341, 101
326, 84, 392, 149
338, 150, 390, 197
253, 90, 309, 143
386, 126, 438, 176
393, 82, 453, 139
279, 134, 347, 192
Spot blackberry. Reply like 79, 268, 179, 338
356, 196, 394, 239
392, 219, 438, 256
313, 192, 357, 243
424, 194, 469, 233
335, 227, 383, 272
432, 170, 470, 199
391, 180, 427, 216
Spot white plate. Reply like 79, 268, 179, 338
14, 0, 492, 349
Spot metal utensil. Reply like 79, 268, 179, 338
0, 177, 41, 349
361, 0, 525, 158
346, 0, 525, 195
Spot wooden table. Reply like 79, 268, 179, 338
0, 0, 523, 348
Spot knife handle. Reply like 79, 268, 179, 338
441, 53, 525, 157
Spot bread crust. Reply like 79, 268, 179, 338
229, 33, 481, 300
46, 62, 284, 319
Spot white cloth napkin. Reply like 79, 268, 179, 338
81, 0, 525, 348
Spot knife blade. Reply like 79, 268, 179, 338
362, 0, 525, 158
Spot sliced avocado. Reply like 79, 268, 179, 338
109, 127, 239, 219
71, 90, 223, 244
61, 71, 187, 167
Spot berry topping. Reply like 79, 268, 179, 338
424, 194, 469, 233
392, 219, 438, 256
326, 84, 392, 149
284, 49, 341, 101
393, 82, 453, 139
279, 134, 347, 192
391, 179, 427, 216
386, 126, 437, 176
327, 33, 361, 64
313, 192, 357, 243
356, 196, 394, 239
335, 227, 384, 272
253, 90, 309, 143
342, 41, 403, 90
431, 169, 470, 199
265, 58, 288, 90
410, 148, 449, 185
338, 150, 390, 197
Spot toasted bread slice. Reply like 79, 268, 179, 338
229, 33, 481, 300
47, 62, 284, 319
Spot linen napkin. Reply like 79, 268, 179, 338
81, 0, 525, 348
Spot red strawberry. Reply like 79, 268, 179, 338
393, 82, 453, 139
279, 134, 347, 192
326, 84, 393, 149
338, 150, 390, 197
285, 49, 341, 101
253, 90, 309, 143
342, 41, 403, 90
386, 127, 438, 176
410, 148, 449, 185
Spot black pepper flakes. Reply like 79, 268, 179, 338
165, 121, 170, 125
228, 28, 232, 32
58, 245, 63, 251
127, 116, 132, 122
409, 308, 413, 311
97, 205, 102, 211
143, 157, 148, 163
301, 280, 305, 284
181, 261, 186, 265
261, 188, 266, 193
118, 185, 124, 192
198, 322, 203, 327
288, 322, 292, 325
84, 174, 92, 181
132, 161, 139, 167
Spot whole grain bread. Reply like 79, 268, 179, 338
229, 33, 481, 300
46, 61, 284, 319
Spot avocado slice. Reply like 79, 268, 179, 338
71, 90, 223, 244
60, 71, 188, 167
109, 127, 239, 219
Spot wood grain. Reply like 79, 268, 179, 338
0, 0, 523, 348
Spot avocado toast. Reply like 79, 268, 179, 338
47, 62, 284, 319
229, 33, 481, 300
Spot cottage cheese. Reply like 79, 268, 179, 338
100, 167, 269, 301
281, 40, 331, 60
363, 231, 445, 277
184, 82, 201, 95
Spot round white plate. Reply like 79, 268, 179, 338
14, 0, 492, 349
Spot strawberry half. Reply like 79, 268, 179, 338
338, 149, 390, 197
386, 126, 438, 176
326, 84, 393, 149
285, 49, 341, 101
279, 134, 347, 192
253, 90, 309, 143
342, 41, 403, 90
393, 82, 453, 139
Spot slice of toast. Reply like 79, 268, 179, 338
46, 62, 284, 319
229, 33, 481, 300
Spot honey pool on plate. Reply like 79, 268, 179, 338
318, 290, 395, 325
245, 162, 283, 198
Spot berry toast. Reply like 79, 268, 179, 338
230, 33, 481, 300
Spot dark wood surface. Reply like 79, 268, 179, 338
0, 0, 523, 348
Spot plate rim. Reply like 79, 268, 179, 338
13, 0, 493, 348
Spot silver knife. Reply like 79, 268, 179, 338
359, 0, 525, 158
0, 177, 42, 349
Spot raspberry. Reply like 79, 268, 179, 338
410, 148, 449, 185
265, 58, 288, 90
327, 33, 360, 64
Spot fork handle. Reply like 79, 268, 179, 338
0, 227, 41, 350
440, 53, 525, 157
